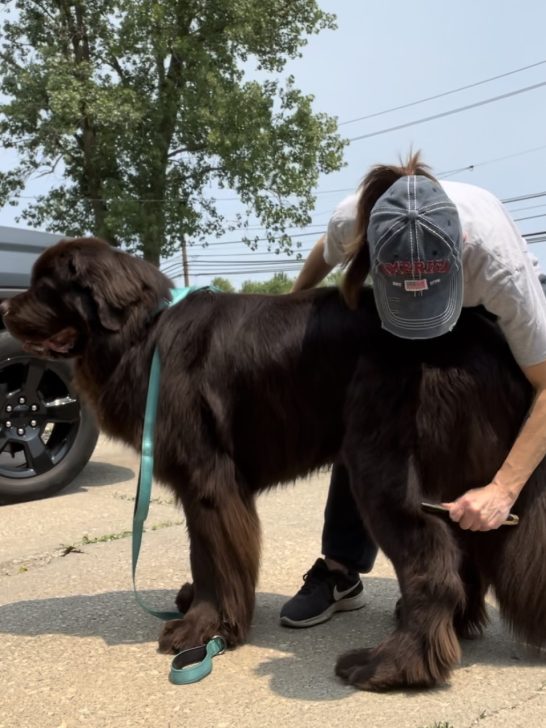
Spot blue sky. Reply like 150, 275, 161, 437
2, 0, 546, 286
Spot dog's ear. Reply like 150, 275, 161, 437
51, 238, 169, 332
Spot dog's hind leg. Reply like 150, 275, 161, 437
158, 462, 261, 654
394, 552, 489, 640
338, 456, 465, 690
451, 552, 490, 640
336, 373, 465, 691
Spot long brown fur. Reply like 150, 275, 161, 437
3, 237, 545, 691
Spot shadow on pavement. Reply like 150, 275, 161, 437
62, 461, 136, 494
0, 578, 542, 701
250, 588, 544, 700
0, 461, 135, 507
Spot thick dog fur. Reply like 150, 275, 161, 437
3, 237, 545, 691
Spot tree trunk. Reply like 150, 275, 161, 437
69, 2, 119, 245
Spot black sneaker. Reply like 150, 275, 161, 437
279, 558, 365, 628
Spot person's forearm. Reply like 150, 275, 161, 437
444, 362, 546, 530
492, 386, 546, 500
291, 235, 334, 292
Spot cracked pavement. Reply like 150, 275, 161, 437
1, 437, 544, 728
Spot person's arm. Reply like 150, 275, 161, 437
444, 360, 546, 530
291, 235, 335, 292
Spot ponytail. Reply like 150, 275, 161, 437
341, 150, 436, 308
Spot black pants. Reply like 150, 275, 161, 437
321, 462, 378, 573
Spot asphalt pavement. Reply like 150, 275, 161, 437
1, 436, 544, 728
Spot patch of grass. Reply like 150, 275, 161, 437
113, 492, 175, 505
55, 520, 185, 557
81, 530, 132, 545
75, 520, 183, 546
150, 520, 184, 531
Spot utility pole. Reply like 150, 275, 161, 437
181, 234, 190, 286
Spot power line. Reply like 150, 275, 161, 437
339, 60, 546, 126
190, 268, 303, 278
179, 230, 321, 248
503, 191, 546, 204
161, 230, 546, 279
219, 147, 546, 212
9, 147, 546, 207
306, 146, 546, 204
12, 189, 355, 202
191, 247, 313, 258
347, 81, 546, 142
437, 144, 546, 179
510, 202, 546, 213
160, 191, 546, 255
513, 213, 546, 222
162, 254, 309, 271
175, 259, 306, 267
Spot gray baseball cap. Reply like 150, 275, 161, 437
368, 175, 463, 339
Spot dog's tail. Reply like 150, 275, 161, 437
487, 468, 546, 649
341, 150, 436, 309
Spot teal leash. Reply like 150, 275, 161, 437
132, 286, 226, 684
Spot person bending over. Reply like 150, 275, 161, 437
280, 152, 546, 628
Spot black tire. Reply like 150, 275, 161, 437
0, 331, 99, 503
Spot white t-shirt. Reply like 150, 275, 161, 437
323, 180, 546, 367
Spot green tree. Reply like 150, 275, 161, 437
210, 276, 235, 293
323, 268, 343, 287
236, 267, 346, 293
0, 0, 346, 265
240, 271, 293, 294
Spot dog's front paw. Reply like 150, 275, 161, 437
158, 603, 222, 654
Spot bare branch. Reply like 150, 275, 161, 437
0, 50, 24, 72
28, 0, 58, 25
32, 154, 64, 179
168, 145, 208, 158
105, 54, 127, 83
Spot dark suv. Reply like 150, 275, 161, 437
0, 225, 99, 503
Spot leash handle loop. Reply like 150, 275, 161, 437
169, 636, 226, 685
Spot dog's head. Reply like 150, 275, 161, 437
1, 237, 172, 358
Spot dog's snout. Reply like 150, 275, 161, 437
0, 300, 10, 318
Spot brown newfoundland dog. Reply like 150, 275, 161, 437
2, 237, 545, 691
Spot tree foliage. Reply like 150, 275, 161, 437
210, 267, 344, 294
210, 276, 235, 293
0, 0, 346, 263
324, 268, 343, 287
239, 271, 293, 294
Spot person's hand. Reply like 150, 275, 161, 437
442, 482, 516, 531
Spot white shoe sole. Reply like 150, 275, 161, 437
279, 590, 366, 628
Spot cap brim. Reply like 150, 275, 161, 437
373, 271, 463, 340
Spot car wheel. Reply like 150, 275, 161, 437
0, 331, 99, 503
